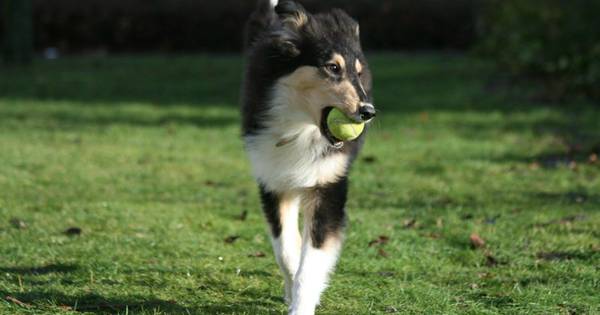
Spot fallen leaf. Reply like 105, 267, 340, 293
248, 251, 266, 258
470, 233, 485, 249
59, 305, 73, 311
589, 153, 598, 164
477, 272, 493, 279
528, 162, 540, 170
9, 218, 27, 229
368, 235, 390, 247
64, 227, 82, 236
224, 235, 240, 244
5, 296, 31, 308
377, 248, 389, 258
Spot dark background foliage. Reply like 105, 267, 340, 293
1, 0, 598, 100
26, 0, 478, 53
477, 0, 600, 100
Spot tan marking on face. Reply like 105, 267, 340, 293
277, 66, 360, 122
330, 53, 346, 71
355, 59, 363, 75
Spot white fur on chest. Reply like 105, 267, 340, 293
245, 100, 348, 193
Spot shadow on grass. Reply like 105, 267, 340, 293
196, 287, 284, 315
536, 250, 600, 261
0, 263, 78, 275
1, 290, 192, 315
1, 264, 284, 314
0, 108, 238, 129
530, 192, 600, 208
0, 55, 243, 107
2, 54, 598, 137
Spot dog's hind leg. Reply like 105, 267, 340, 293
260, 186, 302, 305
290, 179, 348, 315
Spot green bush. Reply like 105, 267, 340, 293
478, 0, 600, 100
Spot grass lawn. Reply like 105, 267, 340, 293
0, 53, 599, 315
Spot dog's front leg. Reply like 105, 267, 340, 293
290, 180, 347, 315
260, 187, 302, 305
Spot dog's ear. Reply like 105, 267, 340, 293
270, 1, 308, 57
275, 0, 308, 29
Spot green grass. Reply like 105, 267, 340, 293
0, 53, 599, 315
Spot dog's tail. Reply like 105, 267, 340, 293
244, 0, 279, 49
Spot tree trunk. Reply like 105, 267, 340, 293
3, 0, 33, 64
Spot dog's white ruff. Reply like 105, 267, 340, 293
244, 84, 348, 193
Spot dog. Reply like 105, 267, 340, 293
241, 1, 375, 314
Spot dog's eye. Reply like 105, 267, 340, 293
325, 63, 342, 75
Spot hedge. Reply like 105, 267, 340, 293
17, 0, 477, 52
477, 0, 600, 100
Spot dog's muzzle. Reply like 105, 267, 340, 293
358, 103, 376, 122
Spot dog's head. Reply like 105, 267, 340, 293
264, 0, 375, 144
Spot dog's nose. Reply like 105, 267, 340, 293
359, 103, 376, 121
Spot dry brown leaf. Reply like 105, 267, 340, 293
248, 251, 266, 258
368, 235, 390, 247
5, 296, 31, 308
470, 233, 485, 249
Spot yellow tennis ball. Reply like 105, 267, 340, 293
326, 108, 365, 141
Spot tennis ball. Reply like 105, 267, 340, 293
326, 108, 365, 141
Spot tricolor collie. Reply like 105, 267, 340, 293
241, 0, 375, 314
